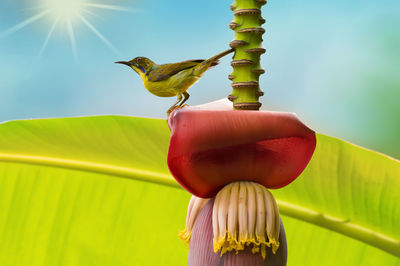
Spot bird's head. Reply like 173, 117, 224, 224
115, 57, 155, 77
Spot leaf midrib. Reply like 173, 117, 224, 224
0, 152, 177, 188
0, 152, 398, 258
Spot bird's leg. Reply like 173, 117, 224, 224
178, 91, 190, 107
167, 93, 183, 115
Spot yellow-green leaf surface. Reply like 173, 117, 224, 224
0, 116, 399, 265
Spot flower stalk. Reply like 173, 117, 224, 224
228, 0, 266, 110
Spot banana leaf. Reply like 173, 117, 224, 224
0, 116, 398, 265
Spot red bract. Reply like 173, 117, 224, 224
167, 108, 316, 198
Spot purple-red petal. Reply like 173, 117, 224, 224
168, 109, 316, 198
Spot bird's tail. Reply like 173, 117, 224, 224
193, 48, 234, 76
209, 48, 235, 62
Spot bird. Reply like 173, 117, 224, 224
115, 48, 234, 114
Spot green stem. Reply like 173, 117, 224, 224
229, 0, 266, 110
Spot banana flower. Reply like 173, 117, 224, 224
167, 99, 316, 265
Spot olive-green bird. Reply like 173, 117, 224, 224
116, 48, 234, 114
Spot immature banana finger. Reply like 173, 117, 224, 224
247, 182, 256, 241
212, 189, 222, 249
238, 182, 248, 242
217, 184, 232, 245
227, 183, 239, 241
186, 196, 197, 228
263, 189, 276, 245
253, 183, 266, 243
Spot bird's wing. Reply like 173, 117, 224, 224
147, 59, 219, 82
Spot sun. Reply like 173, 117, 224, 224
42, 0, 85, 22
0, 0, 134, 60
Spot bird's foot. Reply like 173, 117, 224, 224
167, 105, 189, 116
167, 106, 179, 116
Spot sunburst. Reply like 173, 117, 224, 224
0, 0, 134, 60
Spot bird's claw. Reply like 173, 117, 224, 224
167, 106, 179, 116
167, 105, 189, 116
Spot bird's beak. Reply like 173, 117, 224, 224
115, 61, 131, 66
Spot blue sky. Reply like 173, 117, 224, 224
0, 0, 399, 158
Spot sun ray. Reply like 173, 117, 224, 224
38, 19, 59, 58
1, 0, 132, 61
81, 3, 136, 12
79, 15, 121, 57
81, 8, 99, 18
0, 10, 49, 38
66, 19, 78, 62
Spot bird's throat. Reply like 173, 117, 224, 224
131, 65, 146, 78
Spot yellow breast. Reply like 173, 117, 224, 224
142, 69, 200, 97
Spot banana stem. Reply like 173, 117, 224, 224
228, 0, 266, 110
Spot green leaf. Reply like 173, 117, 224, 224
0, 116, 188, 265
273, 134, 400, 265
0, 116, 399, 265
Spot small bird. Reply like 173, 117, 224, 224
116, 48, 234, 114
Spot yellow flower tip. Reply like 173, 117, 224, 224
178, 228, 192, 245
226, 232, 235, 243
261, 245, 267, 260
213, 239, 220, 253
216, 236, 226, 249
268, 237, 280, 254
251, 245, 260, 254
272, 241, 280, 254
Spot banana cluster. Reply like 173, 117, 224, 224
180, 181, 281, 260
213, 181, 280, 259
